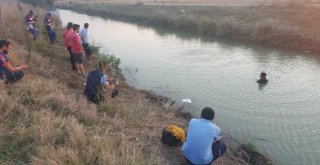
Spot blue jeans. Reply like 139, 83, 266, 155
3, 70, 25, 84
46, 25, 57, 43
27, 24, 38, 40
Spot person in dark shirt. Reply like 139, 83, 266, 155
25, 10, 38, 40
84, 61, 117, 104
257, 72, 268, 84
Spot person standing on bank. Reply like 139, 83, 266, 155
79, 23, 92, 61
69, 24, 85, 77
44, 13, 57, 43
182, 107, 227, 165
25, 10, 38, 40
0, 40, 27, 84
63, 22, 76, 70
84, 61, 116, 104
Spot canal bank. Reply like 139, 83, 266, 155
56, 8, 320, 165
0, 1, 275, 165
57, 3, 320, 55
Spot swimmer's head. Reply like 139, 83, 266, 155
260, 72, 267, 79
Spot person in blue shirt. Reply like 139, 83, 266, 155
84, 61, 117, 104
79, 23, 92, 61
182, 107, 227, 165
0, 40, 27, 84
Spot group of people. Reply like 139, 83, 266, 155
62, 21, 117, 103
0, 8, 273, 165
25, 10, 56, 43
182, 73, 268, 164
0, 10, 117, 104
62, 22, 92, 75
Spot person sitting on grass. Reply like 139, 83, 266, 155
257, 72, 268, 84
0, 40, 27, 84
84, 61, 117, 104
69, 24, 86, 77
182, 107, 227, 165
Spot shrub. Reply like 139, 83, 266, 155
241, 143, 257, 153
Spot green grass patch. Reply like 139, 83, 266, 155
241, 142, 258, 153
91, 45, 124, 80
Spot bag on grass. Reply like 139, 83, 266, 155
161, 125, 185, 146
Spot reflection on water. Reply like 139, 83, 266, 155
258, 83, 267, 91
58, 9, 320, 165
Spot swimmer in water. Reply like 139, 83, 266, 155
257, 72, 268, 84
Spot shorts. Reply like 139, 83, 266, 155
73, 53, 84, 64
3, 70, 25, 84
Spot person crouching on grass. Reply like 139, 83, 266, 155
0, 40, 27, 84
69, 24, 86, 77
84, 61, 117, 104
182, 107, 227, 165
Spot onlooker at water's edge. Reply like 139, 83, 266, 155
63, 22, 76, 70
0, 40, 27, 84
84, 61, 116, 104
44, 13, 57, 43
69, 24, 85, 77
80, 23, 92, 61
182, 107, 227, 165
257, 72, 268, 84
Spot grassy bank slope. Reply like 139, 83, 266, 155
59, 3, 320, 54
0, 2, 273, 165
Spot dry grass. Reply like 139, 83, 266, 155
0, 2, 258, 165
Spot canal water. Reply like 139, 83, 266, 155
58, 9, 320, 165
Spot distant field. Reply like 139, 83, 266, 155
59, 3, 320, 54
57, 0, 311, 5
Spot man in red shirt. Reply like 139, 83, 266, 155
0, 40, 27, 84
69, 24, 85, 77
63, 22, 76, 70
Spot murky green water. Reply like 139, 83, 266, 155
58, 9, 320, 165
